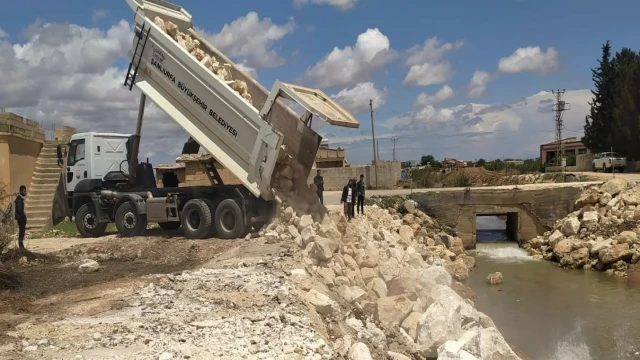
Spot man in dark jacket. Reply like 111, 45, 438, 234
356, 174, 365, 215
314, 169, 324, 204
340, 179, 354, 220
14, 185, 27, 250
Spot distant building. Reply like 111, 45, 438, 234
315, 139, 349, 168
540, 137, 588, 164
443, 157, 467, 168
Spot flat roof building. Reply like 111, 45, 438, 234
540, 137, 588, 164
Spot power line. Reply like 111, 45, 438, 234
552, 89, 570, 166
390, 137, 399, 161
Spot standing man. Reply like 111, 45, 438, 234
351, 177, 357, 218
14, 185, 27, 251
314, 169, 324, 204
341, 179, 354, 220
356, 174, 365, 215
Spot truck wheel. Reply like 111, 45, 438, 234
115, 201, 147, 237
214, 199, 244, 239
158, 222, 180, 231
181, 199, 212, 239
75, 203, 107, 238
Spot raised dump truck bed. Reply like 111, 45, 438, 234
65, 0, 359, 240
125, 0, 359, 200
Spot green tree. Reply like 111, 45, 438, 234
613, 58, 640, 160
476, 158, 486, 167
420, 155, 442, 168
583, 41, 616, 152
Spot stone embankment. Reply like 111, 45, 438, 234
259, 199, 522, 359
524, 178, 640, 277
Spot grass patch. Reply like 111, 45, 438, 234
30, 219, 116, 239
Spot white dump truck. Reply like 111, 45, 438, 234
59, 0, 359, 239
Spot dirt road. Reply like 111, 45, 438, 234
573, 171, 640, 182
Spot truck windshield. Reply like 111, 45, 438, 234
67, 139, 86, 166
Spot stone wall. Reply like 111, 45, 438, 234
307, 161, 401, 190
412, 185, 586, 249
54, 126, 77, 144
0, 112, 46, 206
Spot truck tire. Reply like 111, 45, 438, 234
158, 222, 180, 231
202, 198, 218, 238
115, 201, 147, 237
75, 203, 107, 238
181, 199, 212, 239
214, 199, 245, 239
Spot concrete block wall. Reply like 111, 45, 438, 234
307, 161, 401, 190
575, 153, 595, 171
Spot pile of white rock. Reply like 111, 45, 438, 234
153, 17, 252, 103
264, 202, 522, 359
524, 178, 640, 277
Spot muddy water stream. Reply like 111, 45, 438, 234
467, 217, 640, 360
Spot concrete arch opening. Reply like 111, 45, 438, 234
475, 212, 519, 244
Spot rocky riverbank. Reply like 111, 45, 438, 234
523, 178, 640, 277
258, 200, 523, 359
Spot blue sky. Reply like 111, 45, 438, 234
1, 0, 639, 165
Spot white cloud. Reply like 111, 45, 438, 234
199, 12, 295, 69
330, 82, 387, 115
0, 20, 188, 165
301, 28, 396, 88
0, 28, 7, 38
403, 62, 453, 87
498, 46, 559, 75
92, 9, 109, 22
293, 0, 358, 10
403, 37, 462, 87
405, 37, 463, 67
414, 85, 455, 106
467, 70, 493, 97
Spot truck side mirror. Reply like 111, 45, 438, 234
56, 144, 63, 166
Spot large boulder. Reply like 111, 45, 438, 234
416, 290, 467, 356
374, 295, 414, 329
601, 178, 627, 197
598, 243, 633, 265
561, 217, 581, 236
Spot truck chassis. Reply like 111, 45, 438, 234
71, 161, 276, 239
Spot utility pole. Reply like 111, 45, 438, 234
390, 137, 399, 161
370, 99, 378, 188
552, 89, 570, 167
